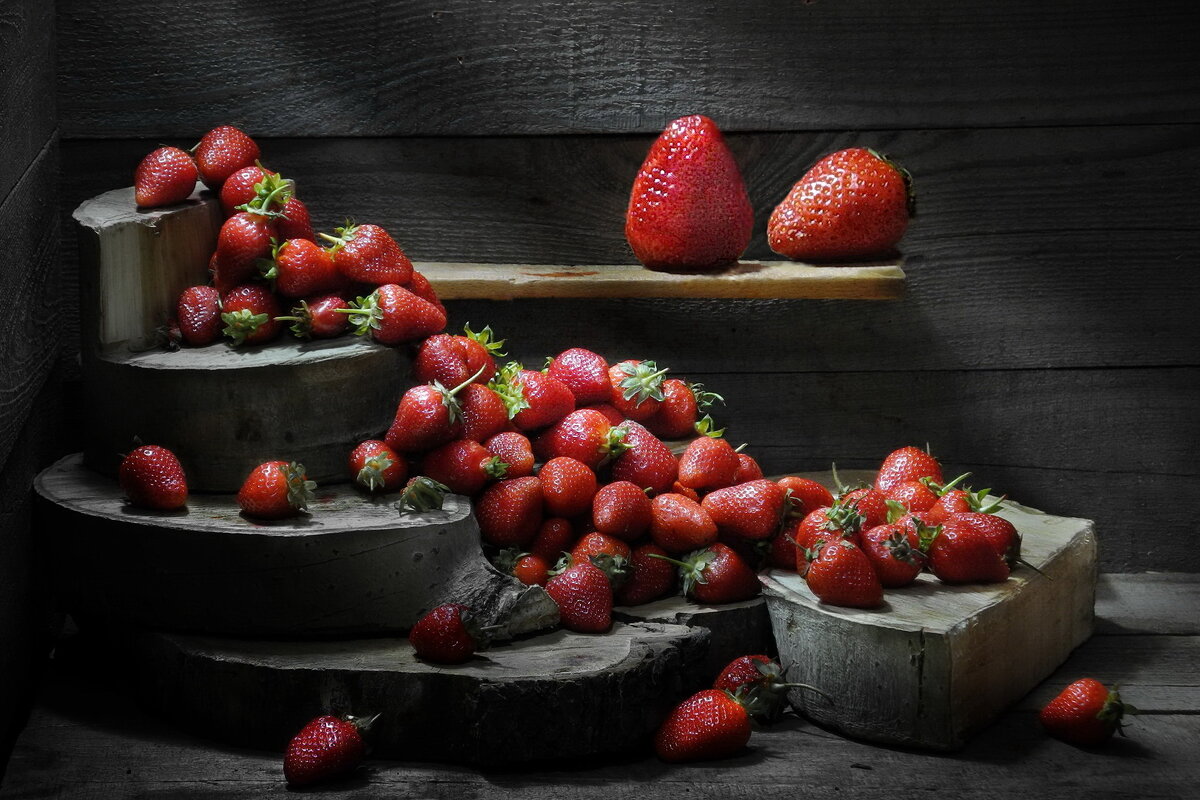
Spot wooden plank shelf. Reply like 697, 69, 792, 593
417, 260, 906, 300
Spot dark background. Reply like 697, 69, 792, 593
3, 0, 1198, 773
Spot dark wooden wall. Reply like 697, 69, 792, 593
52, 0, 1200, 573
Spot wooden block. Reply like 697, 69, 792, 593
34, 453, 558, 638
126, 621, 709, 765
760, 491, 1097, 750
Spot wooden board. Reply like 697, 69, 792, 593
33, 454, 558, 638
0, 0, 55, 201
760, 475, 1097, 750
125, 621, 708, 766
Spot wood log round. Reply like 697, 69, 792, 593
34, 454, 558, 638
125, 621, 709, 765
760, 471, 1098, 750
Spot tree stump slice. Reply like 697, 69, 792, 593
760, 474, 1097, 751
615, 596, 774, 682
35, 454, 558, 638
127, 621, 709, 765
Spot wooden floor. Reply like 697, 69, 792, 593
2, 573, 1198, 799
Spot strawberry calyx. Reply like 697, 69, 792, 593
483, 456, 510, 480
491, 547, 528, 575
355, 451, 396, 493
548, 552, 574, 577
599, 423, 631, 466
726, 686, 775, 720
646, 548, 716, 597
1098, 685, 1136, 735
275, 300, 316, 339
914, 522, 944, 555
693, 414, 726, 439
317, 220, 361, 257
435, 364, 489, 427
824, 498, 866, 535
617, 360, 668, 407
220, 308, 270, 347
487, 361, 531, 420
588, 552, 631, 588
921, 471, 971, 497
234, 172, 294, 219
463, 322, 507, 357
395, 476, 450, 514
343, 712, 381, 735
338, 291, 385, 337
688, 382, 724, 412
830, 462, 868, 499
282, 462, 317, 512
883, 528, 923, 567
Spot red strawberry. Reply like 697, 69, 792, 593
529, 517, 577, 563
494, 548, 550, 587
413, 326, 503, 387
885, 479, 940, 513
926, 516, 1010, 584
945, 511, 1022, 567
133, 146, 198, 208
547, 347, 611, 404
925, 484, 1004, 525
645, 380, 723, 440
677, 417, 740, 492
701, 479, 787, 541
278, 196, 315, 241
409, 603, 487, 664
175, 285, 222, 346
545, 561, 613, 633
792, 504, 863, 556
283, 714, 374, 788
534, 409, 628, 470
671, 481, 701, 504
220, 283, 282, 346
490, 363, 575, 432
768, 147, 913, 262
652, 542, 760, 604
804, 540, 884, 608
348, 439, 407, 493
592, 480, 653, 541
615, 542, 675, 606
712, 655, 824, 720
321, 222, 413, 286
840, 487, 888, 530
384, 371, 481, 453
406, 270, 445, 314
236, 460, 315, 520
734, 452, 763, 482
649, 492, 718, 554
460, 383, 510, 443
263, 238, 343, 299
860, 522, 924, 588
420, 439, 507, 496
218, 165, 277, 217
343, 284, 446, 345
767, 521, 802, 571
118, 444, 188, 510
193, 125, 260, 190
654, 689, 753, 762
627, 115, 753, 273
570, 531, 632, 567
1040, 678, 1133, 746
276, 293, 351, 340
484, 432, 535, 478
608, 360, 667, 421
213, 210, 277, 292
539, 456, 598, 518
778, 476, 835, 518
580, 402, 625, 426
475, 476, 544, 547
610, 421, 678, 495
875, 445, 944, 494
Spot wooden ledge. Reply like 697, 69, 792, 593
416, 259, 906, 300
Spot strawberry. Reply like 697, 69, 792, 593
348, 439, 407, 493
570, 531, 632, 567
420, 439, 507, 496
133, 146, 198, 208
193, 125, 260, 190
875, 445, 944, 494
546, 347, 611, 404
533, 409, 628, 470
262, 238, 343, 299
792, 504, 862, 556
545, 561, 613, 633
885, 479, 940, 514
283, 713, 375, 788
406, 270, 445, 314
580, 402, 626, 426
734, 452, 763, 482
278, 196, 315, 242
218, 165, 277, 217
118, 444, 188, 510
652, 543, 760, 604
701, 479, 787, 541
320, 222, 413, 286
804, 539, 884, 608
539, 456, 598, 518
220, 284, 282, 346
395, 476, 450, 514
944, 511, 1022, 567
860, 523, 924, 588
413, 325, 504, 388
676, 417, 740, 492
645, 380, 723, 440
649, 492, 718, 554
654, 689, 753, 762
671, 481, 701, 503
610, 421, 678, 495
839, 487, 889, 530
213, 210, 278, 292
608, 360, 667, 421
767, 147, 913, 262
275, 293, 351, 340
592, 480, 653, 541
175, 285, 222, 346
1040, 679, 1133, 746
615, 542, 675, 605
627, 114, 753, 273
236, 460, 315, 519
409, 603, 487, 664
475, 476, 544, 547
926, 516, 1010, 584
460, 383, 511, 443
384, 369, 483, 453
493, 548, 550, 587
490, 362, 575, 432
484, 432, 535, 478
343, 284, 446, 346
712, 655, 825, 720
529, 517, 577, 563
767, 521, 802, 571
925, 484, 1004, 525
778, 476, 835, 518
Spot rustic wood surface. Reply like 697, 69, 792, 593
34, 454, 557, 638
3, 573, 1196, 797
0, 1, 55, 202
55, 1, 1196, 136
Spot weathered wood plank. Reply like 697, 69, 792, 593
56, 0, 1199, 136
0, 1, 55, 202
1096, 573, 1200, 635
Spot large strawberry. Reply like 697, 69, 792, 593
804, 539, 884, 608
733, 452, 763, 482
528, 517, 577, 563
860, 522, 924, 588
237, 461, 315, 520
778, 476, 835, 518
676, 417, 740, 492
413, 325, 504, 387
654, 689, 754, 762
944, 511, 1023, 568
546, 347, 611, 404
925, 516, 1010, 584
545, 560, 613, 633
459, 383, 510, 443
701, 479, 787, 541
220, 284, 282, 347
278, 196, 316, 242
626, 115, 753, 273
874, 445, 944, 494
343, 284, 446, 346
276, 294, 351, 340
608, 360, 668, 421
925, 484, 1004, 525
409, 603, 488, 664
118, 444, 188, 510
219, 165, 282, 217
283, 713, 376, 788
768, 147, 913, 262
712, 655, 826, 721
134, 146, 198, 208
570, 532, 633, 569
484, 432, 535, 478
839, 486, 889, 530
489, 362, 575, 432
263, 238, 344, 299
533, 409, 628, 470
609, 421, 678, 495
420, 439, 508, 495
540, 456, 598, 518
1040, 678, 1134, 746
615, 542, 675, 605
652, 543, 760, 604
475, 476, 544, 547
384, 370, 483, 453
321, 222, 413, 286
175, 285, 222, 346
645, 379, 719, 440
348, 439, 407, 493
193, 125, 261, 190
649, 492, 718, 554
213, 210, 278, 292
592, 480, 653, 541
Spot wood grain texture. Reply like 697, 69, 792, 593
34, 454, 557, 638
1096, 573, 1200, 635
0, 0, 55, 201
56, 0, 1199, 136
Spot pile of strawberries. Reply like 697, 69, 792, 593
134, 125, 445, 350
